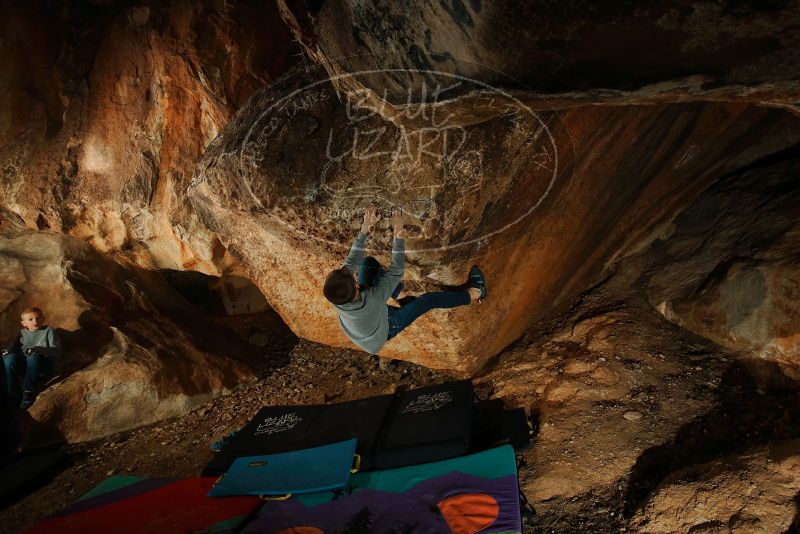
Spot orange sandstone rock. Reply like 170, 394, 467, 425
190, 65, 800, 373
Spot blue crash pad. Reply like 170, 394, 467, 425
208, 438, 358, 497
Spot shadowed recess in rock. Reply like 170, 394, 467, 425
623, 361, 800, 517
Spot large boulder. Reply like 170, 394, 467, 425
471, 265, 800, 530
189, 62, 800, 373
641, 150, 800, 382
257, 1, 800, 373
478, 306, 730, 509
4, 0, 800, 378
0, 0, 297, 274
0, 216, 255, 443
631, 440, 800, 534
474, 148, 800, 529
277, 0, 800, 115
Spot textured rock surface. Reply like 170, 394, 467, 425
469, 150, 800, 530
260, 0, 800, 374
278, 0, 800, 116
631, 440, 800, 533
479, 306, 729, 505
480, 303, 800, 531
0, 0, 297, 274
190, 63, 800, 373
641, 149, 800, 382
30, 325, 250, 444
0, 216, 255, 443
4, 0, 800, 377
214, 274, 272, 316
1, 4, 799, 530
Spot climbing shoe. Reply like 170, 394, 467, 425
20, 391, 36, 410
211, 430, 239, 452
469, 265, 488, 301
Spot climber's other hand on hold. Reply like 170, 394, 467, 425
361, 205, 381, 235
391, 207, 407, 239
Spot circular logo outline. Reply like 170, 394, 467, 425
237, 67, 560, 254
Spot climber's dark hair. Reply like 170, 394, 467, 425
324, 268, 357, 305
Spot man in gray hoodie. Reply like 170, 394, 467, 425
324, 207, 487, 355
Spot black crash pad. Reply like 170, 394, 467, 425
372, 380, 474, 469
203, 394, 394, 476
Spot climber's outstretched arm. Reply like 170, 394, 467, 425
342, 206, 381, 274
376, 208, 406, 300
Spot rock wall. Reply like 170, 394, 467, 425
480, 306, 731, 506
474, 150, 800, 524
594, 147, 800, 383
277, 0, 800, 115
4, 0, 799, 376
0, 214, 256, 443
631, 440, 800, 533
0, 0, 297, 274
190, 62, 800, 373
2, 0, 799, 462
0, 0, 299, 442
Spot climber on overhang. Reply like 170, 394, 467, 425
323, 206, 487, 355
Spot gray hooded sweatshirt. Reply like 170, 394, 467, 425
19, 326, 62, 358
334, 233, 404, 354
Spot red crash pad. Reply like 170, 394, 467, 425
24, 477, 261, 534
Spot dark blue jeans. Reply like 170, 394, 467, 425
387, 291, 471, 339
2, 352, 53, 396
357, 257, 471, 341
